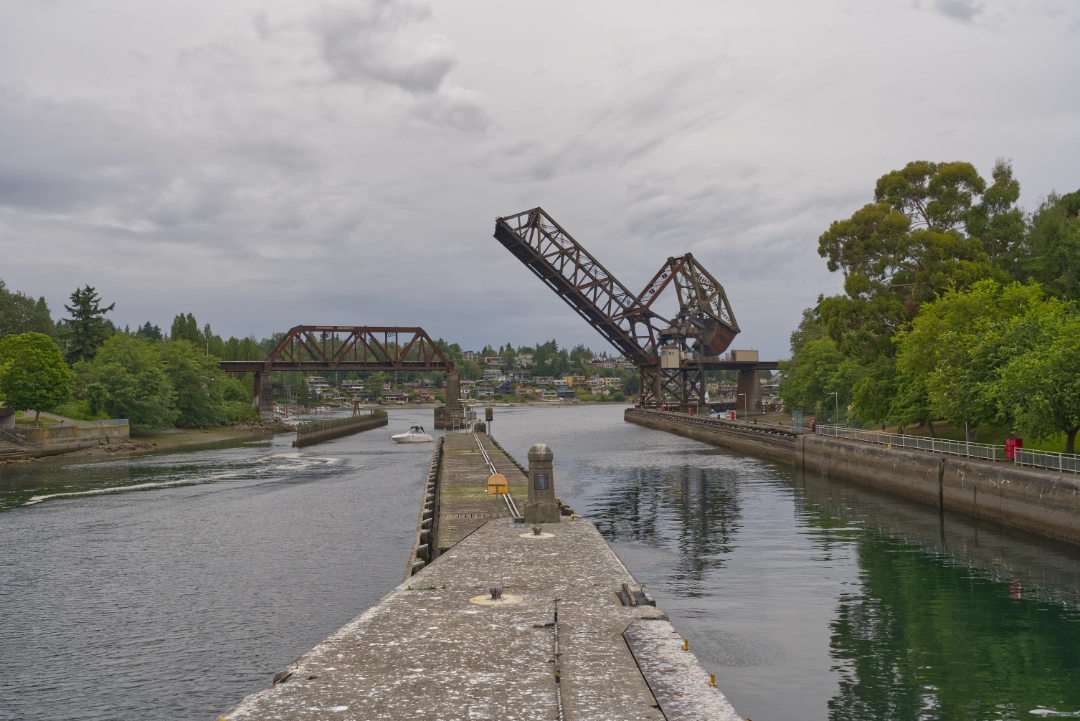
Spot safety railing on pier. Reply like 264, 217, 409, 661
1015, 448, 1080, 474
814, 425, 1006, 462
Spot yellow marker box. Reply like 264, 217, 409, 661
487, 473, 508, 494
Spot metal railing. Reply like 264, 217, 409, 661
814, 424, 1007, 462
1014, 448, 1080, 474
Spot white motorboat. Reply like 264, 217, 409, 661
390, 425, 434, 444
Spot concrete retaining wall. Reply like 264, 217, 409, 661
293, 412, 387, 448
16, 423, 130, 457
797, 434, 1080, 545
624, 408, 796, 464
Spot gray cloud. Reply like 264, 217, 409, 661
312, 0, 456, 93
933, 0, 983, 21
1, 0, 1078, 359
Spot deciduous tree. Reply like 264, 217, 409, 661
0, 333, 73, 422
80, 334, 177, 430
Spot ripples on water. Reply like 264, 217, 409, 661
2, 405, 1080, 720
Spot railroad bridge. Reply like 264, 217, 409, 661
218, 326, 461, 422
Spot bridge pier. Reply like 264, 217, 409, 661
252, 370, 274, 419
736, 368, 762, 416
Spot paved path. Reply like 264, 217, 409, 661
220, 435, 742, 721
436, 433, 528, 554
221, 518, 740, 720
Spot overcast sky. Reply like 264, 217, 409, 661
1, 0, 1078, 359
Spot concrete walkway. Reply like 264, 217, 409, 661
436, 433, 529, 553
221, 517, 740, 721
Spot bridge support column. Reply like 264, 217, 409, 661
254, 370, 274, 419
736, 368, 762, 417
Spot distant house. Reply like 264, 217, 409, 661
508, 369, 530, 382
515, 353, 534, 368
557, 390, 577, 400
533, 376, 554, 387
418, 389, 436, 402
341, 380, 364, 394
475, 387, 494, 398
354, 391, 375, 403
484, 356, 505, 367
305, 376, 330, 394
541, 390, 559, 401
564, 375, 586, 387
462, 350, 478, 362
482, 369, 504, 382
382, 390, 408, 404
494, 380, 514, 394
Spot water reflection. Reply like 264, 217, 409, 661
790, 471, 1080, 720
590, 463, 741, 588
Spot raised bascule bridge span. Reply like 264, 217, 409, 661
218, 325, 462, 423
493, 207, 777, 414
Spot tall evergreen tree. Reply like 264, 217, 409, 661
62, 285, 115, 363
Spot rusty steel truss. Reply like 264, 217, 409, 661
494, 208, 740, 409
217, 326, 455, 373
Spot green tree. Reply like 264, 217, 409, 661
0, 333, 73, 422
170, 313, 202, 345
794, 160, 1018, 422
778, 337, 846, 419
0, 280, 54, 341
1016, 188, 1080, 302
81, 334, 177, 430
894, 281, 1055, 440
966, 159, 1026, 266
365, 372, 388, 400
161, 340, 228, 427
135, 322, 163, 341
62, 285, 115, 363
996, 311, 1080, 452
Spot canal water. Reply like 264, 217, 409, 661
1, 406, 1079, 720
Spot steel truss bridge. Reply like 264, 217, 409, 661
494, 207, 775, 411
219, 326, 457, 418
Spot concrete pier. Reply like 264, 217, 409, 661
220, 432, 742, 720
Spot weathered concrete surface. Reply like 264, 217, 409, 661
625, 408, 796, 464
798, 433, 1080, 545
293, 412, 387, 448
220, 518, 740, 720
436, 433, 528, 554
13, 422, 130, 457
625, 620, 741, 721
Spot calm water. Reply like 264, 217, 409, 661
2, 406, 1079, 720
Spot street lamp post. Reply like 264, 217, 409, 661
828, 392, 839, 425
738, 393, 746, 422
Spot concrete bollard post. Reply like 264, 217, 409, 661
525, 443, 561, 524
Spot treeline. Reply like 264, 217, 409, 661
780, 160, 1080, 450
437, 339, 641, 395
0, 285, 264, 429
